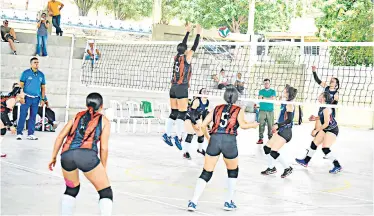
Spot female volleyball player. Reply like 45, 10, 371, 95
187, 86, 259, 211
48, 93, 113, 216
183, 88, 210, 159
1, 85, 23, 157
295, 92, 342, 174
311, 65, 340, 117
163, 23, 202, 150
261, 85, 297, 178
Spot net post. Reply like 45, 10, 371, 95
371, 111, 374, 130
65, 34, 75, 124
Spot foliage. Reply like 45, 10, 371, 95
96, 0, 153, 20
160, 0, 180, 25
73, 0, 97, 16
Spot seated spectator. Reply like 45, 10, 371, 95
235, 72, 245, 94
1, 20, 19, 55
36, 13, 50, 57
212, 68, 229, 89
85, 40, 101, 61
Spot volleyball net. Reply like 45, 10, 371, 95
80, 41, 374, 109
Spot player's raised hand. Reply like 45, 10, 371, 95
196, 24, 202, 34
185, 23, 192, 32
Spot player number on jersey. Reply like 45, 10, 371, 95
220, 112, 229, 127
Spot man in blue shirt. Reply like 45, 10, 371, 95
257, 78, 276, 144
16, 57, 46, 140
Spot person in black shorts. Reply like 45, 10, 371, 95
162, 23, 202, 150
182, 88, 210, 159
0, 85, 24, 157
311, 65, 340, 117
261, 85, 297, 178
187, 86, 259, 211
48, 93, 113, 215
296, 92, 342, 174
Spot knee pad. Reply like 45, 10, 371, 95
227, 167, 239, 178
199, 169, 213, 183
198, 135, 204, 143
310, 141, 317, 150
177, 111, 187, 121
64, 184, 80, 198
98, 186, 113, 201
169, 109, 178, 120
263, 145, 271, 155
1, 128, 6, 136
185, 134, 193, 143
270, 150, 280, 160
322, 148, 331, 155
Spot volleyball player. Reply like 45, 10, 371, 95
295, 92, 342, 174
261, 85, 297, 178
187, 86, 259, 211
311, 65, 340, 117
162, 23, 202, 150
183, 88, 210, 159
48, 93, 113, 216
0, 85, 23, 157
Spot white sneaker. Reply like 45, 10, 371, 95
16, 135, 22, 140
27, 135, 38, 140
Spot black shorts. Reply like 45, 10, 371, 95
206, 134, 238, 159
169, 84, 188, 99
4, 34, 14, 42
1, 128, 6, 136
61, 148, 100, 172
185, 112, 201, 123
323, 126, 339, 136
278, 127, 292, 143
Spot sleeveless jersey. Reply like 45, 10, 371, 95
324, 86, 338, 117
210, 104, 241, 136
318, 107, 337, 130
61, 110, 103, 154
171, 54, 191, 85
277, 104, 295, 131
189, 98, 209, 118
0, 95, 12, 113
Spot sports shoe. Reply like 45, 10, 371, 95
16, 135, 22, 140
295, 158, 308, 167
1, 153, 7, 158
27, 135, 38, 140
187, 201, 197, 211
329, 166, 342, 174
162, 133, 173, 146
256, 139, 263, 144
173, 136, 182, 150
197, 149, 206, 156
223, 201, 237, 211
183, 152, 191, 160
261, 167, 277, 175
281, 167, 293, 178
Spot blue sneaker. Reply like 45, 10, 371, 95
329, 166, 342, 174
223, 201, 237, 211
173, 136, 182, 150
295, 158, 308, 167
162, 133, 173, 146
187, 201, 197, 211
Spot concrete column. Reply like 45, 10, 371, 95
152, 0, 162, 24
247, 0, 255, 41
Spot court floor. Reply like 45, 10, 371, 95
1, 123, 373, 215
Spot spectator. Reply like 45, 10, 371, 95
85, 40, 101, 61
16, 57, 46, 140
1, 20, 19, 55
235, 72, 245, 94
257, 78, 276, 144
36, 13, 50, 57
48, 0, 64, 36
212, 68, 229, 89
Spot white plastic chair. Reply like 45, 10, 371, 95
109, 100, 127, 133
155, 102, 170, 133
124, 101, 146, 133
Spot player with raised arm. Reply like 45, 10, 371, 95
162, 24, 202, 150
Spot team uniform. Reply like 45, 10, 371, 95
318, 107, 339, 136
206, 104, 241, 159
186, 98, 209, 123
276, 104, 295, 143
170, 54, 192, 99
324, 87, 338, 117
60, 110, 103, 172
1, 95, 13, 137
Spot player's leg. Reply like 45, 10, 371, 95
296, 130, 325, 167
270, 129, 293, 178
162, 85, 178, 146
173, 85, 189, 150
194, 119, 205, 156
261, 135, 277, 175
60, 151, 80, 215
183, 118, 195, 159
222, 135, 239, 210
322, 128, 341, 174
0, 128, 7, 157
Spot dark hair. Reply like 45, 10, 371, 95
285, 84, 297, 101
12, 83, 19, 88
41, 13, 47, 16
264, 78, 270, 82
30, 57, 38, 63
194, 88, 206, 100
220, 68, 225, 72
321, 92, 332, 104
86, 92, 103, 111
177, 43, 187, 54
332, 77, 340, 90
223, 85, 239, 120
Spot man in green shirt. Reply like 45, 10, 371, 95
257, 79, 276, 144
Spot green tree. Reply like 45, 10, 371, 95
73, 0, 97, 16
160, 0, 180, 24
315, 0, 373, 66
96, 0, 152, 20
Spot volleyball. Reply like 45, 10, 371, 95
218, 26, 230, 38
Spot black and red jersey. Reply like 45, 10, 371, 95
210, 104, 241, 136
171, 54, 191, 85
